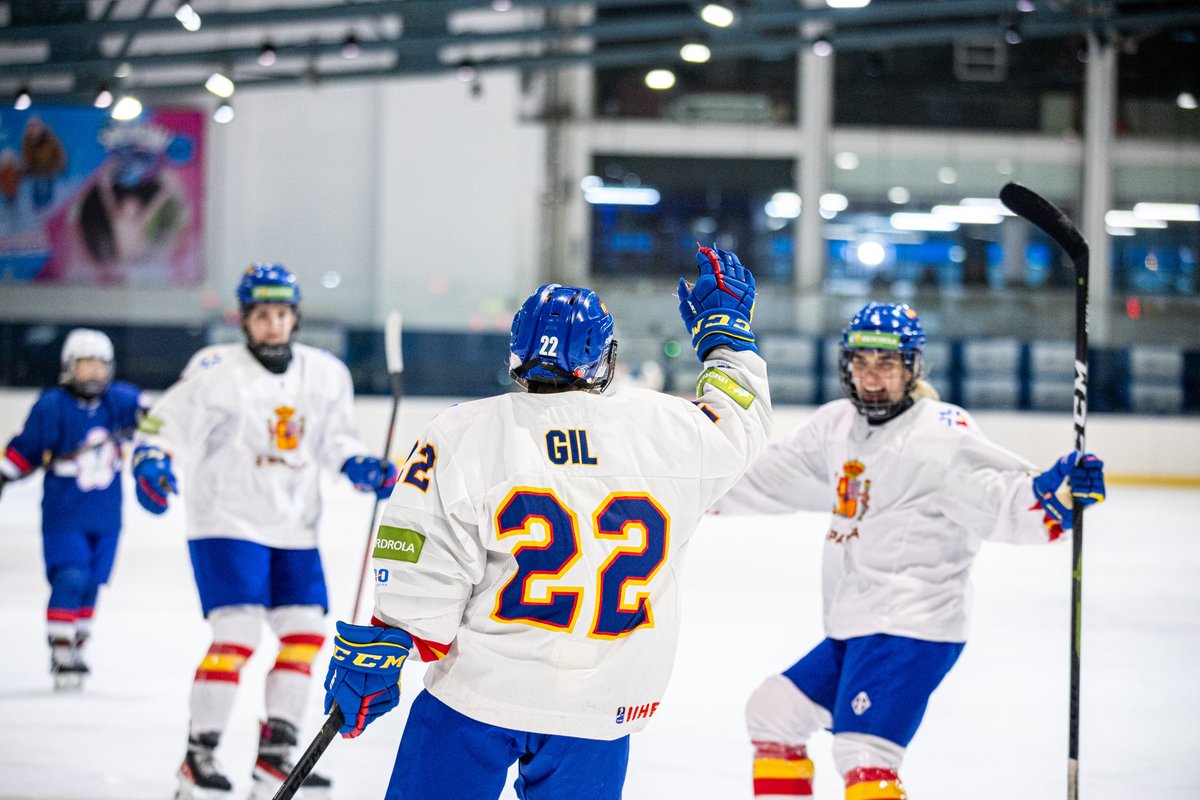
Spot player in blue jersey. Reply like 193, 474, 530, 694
0, 328, 146, 690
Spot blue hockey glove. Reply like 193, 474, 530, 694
324, 621, 412, 738
132, 445, 177, 515
677, 244, 757, 361
342, 456, 399, 500
1032, 451, 1106, 529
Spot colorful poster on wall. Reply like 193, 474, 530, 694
0, 106, 204, 287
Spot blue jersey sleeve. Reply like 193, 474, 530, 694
2, 390, 64, 478
105, 381, 147, 434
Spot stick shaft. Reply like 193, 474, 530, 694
351, 312, 404, 624
269, 704, 344, 800
1067, 210, 1089, 800
999, 182, 1089, 800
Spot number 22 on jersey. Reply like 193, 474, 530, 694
490, 487, 669, 640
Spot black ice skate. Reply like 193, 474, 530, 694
175, 732, 233, 800
49, 636, 88, 691
251, 718, 332, 800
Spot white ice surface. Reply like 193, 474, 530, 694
1, 468, 1197, 799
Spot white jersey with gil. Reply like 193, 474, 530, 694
140, 343, 367, 549
714, 397, 1055, 644
371, 350, 772, 740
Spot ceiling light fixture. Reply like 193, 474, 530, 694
94, 84, 114, 109
1177, 91, 1198, 110
1004, 23, 1022, 45
644, 69, 676, 90
111, 95, 143, 121
258, 41, 277, 67
205, 72, 235, 98
812, 37, 834, 57
175, 2, 201, 32
213, 101, 235, 124
680, 43, 711, 63
700, 4, 735, 28
14, 85, 32, 110
341, 33, 361, 59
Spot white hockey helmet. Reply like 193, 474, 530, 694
60, 328, 114, 395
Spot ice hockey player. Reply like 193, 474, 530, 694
319, 245, 772, 799
0, 328, 146, 690
712, 302, 1107, 800
132, 263, 398, 800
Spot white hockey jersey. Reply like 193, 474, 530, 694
371, 350, 772, 740
139, 343, 368, 549
713, 397, 1058, 644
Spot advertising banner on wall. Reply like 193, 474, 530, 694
0, 106, 204, 287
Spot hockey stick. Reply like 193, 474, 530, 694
999, 182, 1089, 800
269, 702, 345, 800
351, 311, 404, 623
48, 424, 139, 467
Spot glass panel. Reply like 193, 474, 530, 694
1112, 163, 1200, 296
588, 155, 796, 283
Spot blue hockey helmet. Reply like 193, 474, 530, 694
838, 302, 926, 422
509, 284, 617, 393
236, 263, 301, 311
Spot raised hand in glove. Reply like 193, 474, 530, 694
342, 456, 399, 500
132, 445, 177, 514
677, 244, 757, 361
324, 621, 412, 738
1033, 451, 1106, 530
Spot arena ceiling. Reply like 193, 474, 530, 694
2, 0, 1198, 105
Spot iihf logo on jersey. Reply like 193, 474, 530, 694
834, 460, 870, 520
938, 408, 969, 428
268, 406, 305, 451
615, 701, 660, 724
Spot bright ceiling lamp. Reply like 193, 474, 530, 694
931, 204, 1003, 224
891, 212, 959, 232
205, 72, 235, 98
175, 2, 201, 32
645, 69, 676, 90
1133, 202, 1200, 222
1104, 210, 1166, 229
14, 85, 32, 110
826, 0, 870, 8
93, 84, 113, 109
583, 186, 661, 206
1176, 92, 1197, 110
680, 43, 711, 63
111, 95, 143, 120
700, 4, 735, 28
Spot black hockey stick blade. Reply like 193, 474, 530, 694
270, 703, 345, 800
999, 183, 1089, 266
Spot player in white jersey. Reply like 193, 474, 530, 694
712, 302, 1107, 800
320, 246, 772, 799
131, 264, 398, 800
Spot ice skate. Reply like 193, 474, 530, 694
250, 718, 331, 800
175, 732, 233, 800
49, 637, 88, 691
